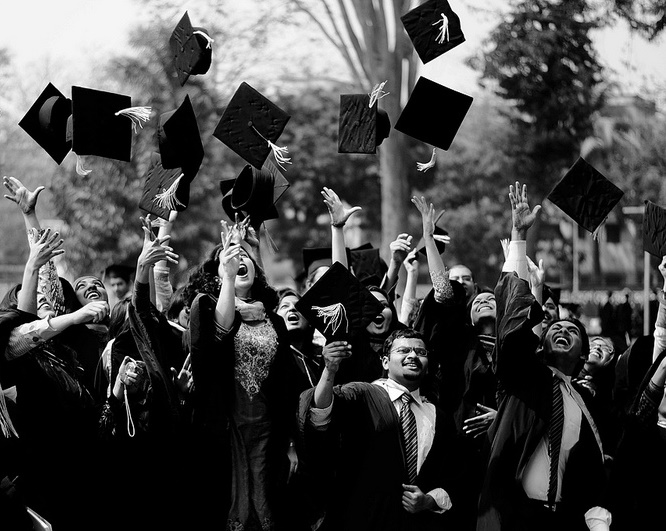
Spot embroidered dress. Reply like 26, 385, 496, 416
228, 320, 279, 531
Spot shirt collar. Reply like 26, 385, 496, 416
549, 366, 572, 384
384, 378, 422, 405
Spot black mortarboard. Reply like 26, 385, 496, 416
302, 247, 353, 279
157, 94, 204, 176
546, 157, 624, 235
213, 82, 291, 170
169, 11, 213, 86
219, 159, 290, 228
338, 94, 390, 154
642, 200, 666, 258
349, 245, 388, 284
69, 86, 134, 162
416, 210, 448, 256
139, 152, 189, 221
19, 83, 72, 164
295, 262, 384, 341
401, 0, 466, 64
542, 283, 561, 306
395, 76, 473, 151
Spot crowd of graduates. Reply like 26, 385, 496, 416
0, 172, 665, 531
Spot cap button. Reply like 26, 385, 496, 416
247, 120, 253, 127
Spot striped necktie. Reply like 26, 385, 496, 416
400, 393, 418, 484
548, 376, 565, 506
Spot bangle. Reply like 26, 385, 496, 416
331, 221, 345, 228
288, 441, 295, 447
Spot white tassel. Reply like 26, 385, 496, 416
313, 303, 349, 336
115, 106, 152, 134
76, 155, 92, 176
263, 222, 279, 254
432, 13, 450, 44
0, 387, 18, 438
268, 140, 292, 170
368, 80, 390, 108
193, 30, 214, 49
416, 148, 437, 172
153, 173, 185, 211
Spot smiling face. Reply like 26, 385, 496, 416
585, 337, 615, 374
382, 337, 429, 390
74, 276, 108, 306
542, 297, 560, 327
366, 291, 393, 337
277, 294, 308, 333
36, 292, 56, 319
471, 292, 496, 326
543, 320, 587, 375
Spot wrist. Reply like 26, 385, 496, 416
330, 221, 345, 229
511, 228, 527, 240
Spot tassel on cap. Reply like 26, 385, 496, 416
249, 122, 291, 170
76, 155, 92, 176
0, 387, 18, 438
262, 222, 279, 254
115, 106, 152, 134
416, 148, 437, 172
369, 80, 390, 108
193, 30, 214, 49
153, 173, 185, 211
432, 13, 450, 44
313, 303, 349, 336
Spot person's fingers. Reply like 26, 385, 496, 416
402, 484, 419, 492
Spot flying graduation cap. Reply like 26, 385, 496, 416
395, 76, 473, 154
213, 82, 292, 171
169, 11, 214, 86
338, 82, 391, 154
138, 153, 186, 221
643, 200, 666, 258
219, 159, 290, 230
295, 261, 384, 342
546, 157, 624, 239
349, 244, 388, 286
401, 0, 466, 64
68, 86, 151, 175
19, 82, 72, 164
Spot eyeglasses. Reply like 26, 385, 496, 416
391, 346, 429, 358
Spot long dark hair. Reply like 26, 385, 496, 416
182, 243, 278, 312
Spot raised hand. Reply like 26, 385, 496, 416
404, 248, 419, 275
462, 404, 497, 438
3, 176, 45, 215
526, 255, 545, 291
322, 187, 361, 227
411, 196, 436, 238
322, 340, 352, 373
500, 238, 510, 261
140, 214, 157, 243
26, 228, 64, 270
390, 233, 413, 264
72, 300, 109, 325
219, 230, 241, 279
171, 353, 193, 396
508, 181, 541, 238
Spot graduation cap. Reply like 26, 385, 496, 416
349, 244, 388, 284
302, 247, 354, 280
295, 262, 384, 341
546, 157, 624, 238
338, 93, 391, 154
169, 11, 213, 86
213, 82, 292, 170
642, 200, 666, 258
401, 0, 466, 64
416, 210, 449, 256
157, 95, 204, 176
18, 82, 72, 164
542, 283, 561, 306
219, 159, 289, 229
395, 76, 473, 151
139, 152, 188, 221
68, 86, 151, 172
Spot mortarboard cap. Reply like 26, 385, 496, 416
69, 86, 135, 162
213, 82, 291, 170
395, 76, 473, 151
169, 11, 213, 86
338, 94, 390, 154
219, 159, 289, 228
19, 83, 72, 164
302, 247, 353, 279
542, 283, 561, 306
642, 200, 666, 258
295, 262, 384, 341
157, 94, 204, 176
416, 210, 448, 256
139, 152, 189, 221
401, 0, 466, 64
349, 244, 388, 284
546, 157, 624, 235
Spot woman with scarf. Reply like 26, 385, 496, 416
186, 217, 299, 531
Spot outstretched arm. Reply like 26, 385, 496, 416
503, 182, 541, 281
653, 256, 666, 363
17, 228, 64, 314
3, 176, 45, 232
153, 211, 178, 313
322, 187, 361, 269
399, 249, 419, 326
382, 233, 412, 294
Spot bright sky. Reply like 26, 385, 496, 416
0, 0, 664, 106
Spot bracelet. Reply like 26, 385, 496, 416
331, 221, 345, 228
288, 441, 296, 447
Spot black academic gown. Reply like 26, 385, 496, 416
476, 273, 608, 531
298, 381, 464, 531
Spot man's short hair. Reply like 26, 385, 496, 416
104, 264, 133, 283
382, 328, 426, 357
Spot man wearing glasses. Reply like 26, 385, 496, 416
299, 328, 463, 531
